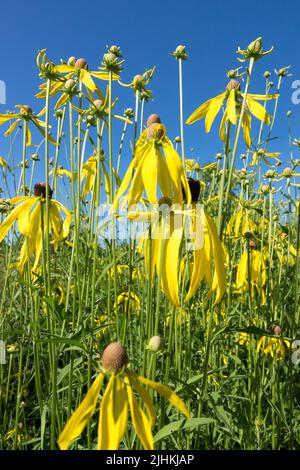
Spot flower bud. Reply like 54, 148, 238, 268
248, 37, 262, 54
86, 115, 96, 126
147, 114, 161, 127
124, 108, 134, 118
93, 99, 104, 110
216, 153, 223, 160
133, 74, 144, 90
101, 342, 128, 372
283, 167, 293, 178
287, 110, 292, 118
109, 45, 122, 57
172, 45, 187, 60
226, 79, 240, 91
75, 58, 88, 69
294, 159, 300, 166
148, 335, 165, 352
264, 71, 271, 78
64, 79, 76, 93
55, 109, 63, 119
174, 136, 181, 143
265, 170, 276, 179
68, 56, 76, 66
30, 153, 39, 162
261, 184, 269, 194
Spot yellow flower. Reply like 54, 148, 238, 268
0, 156, 8, 168
81, 154, 111, 199
236, 248, 266, 302
113, 121, 191, 209
256, 336, 290, 360
0, 183, 71, 273
36, 56, 119, 101
94, 314, 110, 339
226, 206, 257, 238
58, 342, 189, 450
50, 167, 75, 180
115, 291, 141, 314
0, 105, 56, 146
131, 192, 226, 307
249, 148, 281, 166
186, 79, 278, 148
238, 332, 251, 346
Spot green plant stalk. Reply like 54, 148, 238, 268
178, 58, 185, 162
223, 58, 255, 222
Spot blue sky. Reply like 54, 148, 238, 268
1, 0, 300, 195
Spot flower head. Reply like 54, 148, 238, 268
58, 342, 189, 450
237, 37, 273, 62
186, 79, 278, 148
0, 186, 71, 273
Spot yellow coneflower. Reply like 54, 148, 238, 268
257, 334, 290, 360
226, 205, 257, 239
236, 241, 266, 302
81, 153, 111, 200
0, 183, 71, 273
37, 56, 119, 101
186, 78, 278, 148
115, 291, 141, 314
131, 179, 226, 307
113, 118, 191, 209
0, 105, 56, 146
50, 166, 75, 180
249, 148, 281, 166
58, 342, 189, 450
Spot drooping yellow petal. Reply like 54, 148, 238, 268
80, 69, 97, 92
52, 200, 72, 240
246, 97, 271, 125
246, 93, 279, 101
0, 114, 19, 124
226, 89, 237, 125
58, 372, 105, 450
137, 375, 190, 418
124, 374, 154, 450
186, 97, 215, 125
97, 374, 115, 450
205, 93, 226, 132
242, 112, 252, 149
219, 110, 228, 143
142, 144, 157, 204
4, 118, 21, 136
157, 150, 172, 198
53, 64, 75, 73
0, 200, 31, 243
205, 212, 226, 303
161, 219, 183, 306
236, 251, 248, 289
128, 372, 156, 428
98, 375, 128, 450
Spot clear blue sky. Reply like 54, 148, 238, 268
1, 0, 300, 192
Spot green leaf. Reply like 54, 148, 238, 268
154, 417, 214, 443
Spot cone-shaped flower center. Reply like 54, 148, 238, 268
101, 342, 128, 372
146, 123, 165, 141
34, 182, 53, 199
75, 58, 88, 69
147, 114, 161, 127
226, 79, 240, 91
